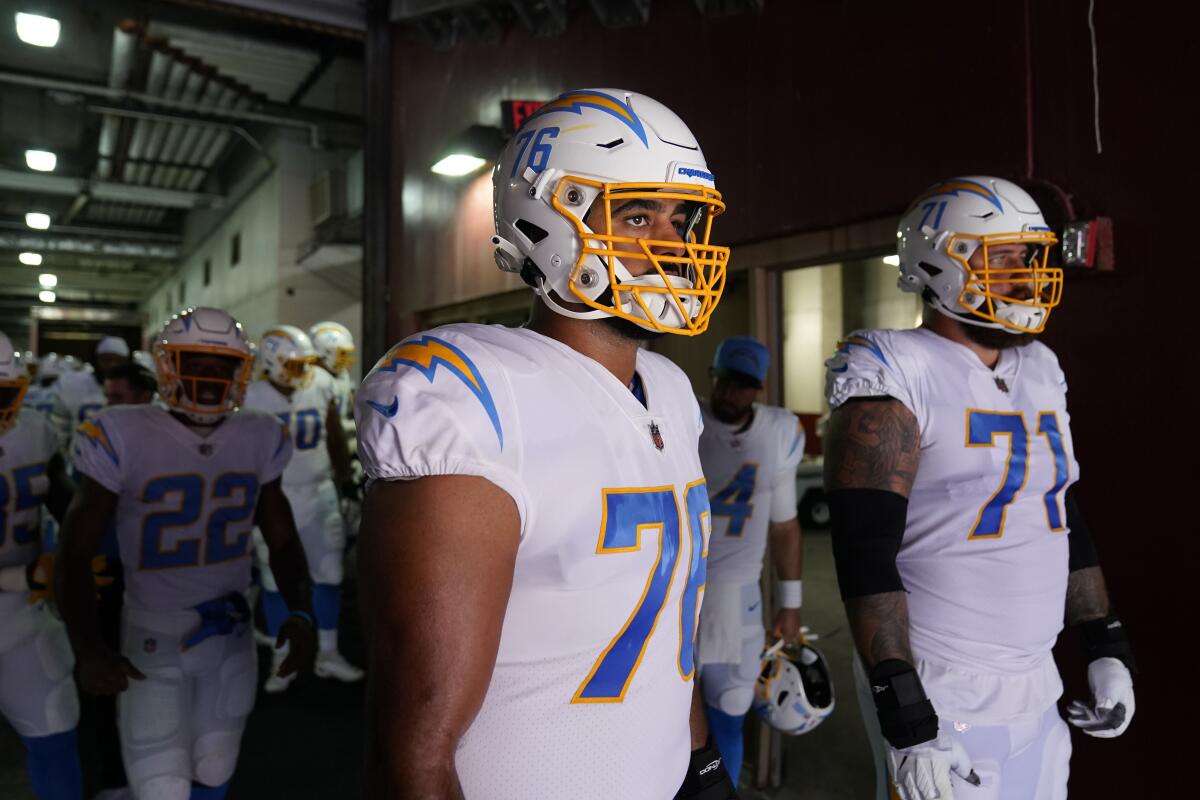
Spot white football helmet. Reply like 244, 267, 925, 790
491, 89, 729, 336
0, 332, 30, 434
132, 349, 157, 377
309, 321, 355, 374
259, 325, 317, 389
897, 176, 1062, 334
153, 307, 254, 424
754, 639, 835, 735
38, 353, 61, 386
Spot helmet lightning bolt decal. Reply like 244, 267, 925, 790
908, 178, 1005, 214
527, 90, 649, 147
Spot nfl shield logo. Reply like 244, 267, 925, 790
144, 638, 157, 654
649, 422, 664, 451
198, 443, 213, 456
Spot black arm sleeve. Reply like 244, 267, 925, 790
1066, 484, 1100, 572
828, 488, 907, 601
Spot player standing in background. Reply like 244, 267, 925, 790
356, 89, 737, 799
823, 177, 1134, 800
0, 331, 83, 800
243, 325, 360, 692
56, 336, 130, 436
309, 321, 356, 421
696, 336, 805, 786
56, 307, 315, 800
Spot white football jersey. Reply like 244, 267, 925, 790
22, 386, 71, 444
72, 405, 291, 612
699, 403, 804, 584
826, 328, 1078, 718
0, 409, 58, 614
242, 371, 334, 487
356, 324, 710, 800
55, 369, 105, 428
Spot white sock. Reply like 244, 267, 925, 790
318, 628, 338, 653
272, 642, 290, 666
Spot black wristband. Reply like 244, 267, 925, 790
1078, 615, 1136, 673
673, 736, 738, 800
868, 659, 938, 749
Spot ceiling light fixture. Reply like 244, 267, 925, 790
18, 252, 43, 266
39, 273, 57, 288
15, 12, 60, 47
24, 149, 56, 171
25, 212, 50, 230
38, 290, 56, 303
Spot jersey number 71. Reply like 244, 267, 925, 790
966, 409, 1070, 538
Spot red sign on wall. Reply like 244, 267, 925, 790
501, 100, 545, 135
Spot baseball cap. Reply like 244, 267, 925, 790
712, 336, 769, 388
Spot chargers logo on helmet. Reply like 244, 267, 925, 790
527, 90, 649, 147
908, 178, 1005, 215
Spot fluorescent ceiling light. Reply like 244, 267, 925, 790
25, 212, 50, 230
882, 254, 901, 266
18, 252, 43, 266
15, 12, 60, 47
431, 154, 488, 177
39, 273, 57, 288
24, 149, 56, 172
38, 290, 56, 303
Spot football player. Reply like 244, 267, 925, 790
56, 307, 315, 800
243, 325, 360, 691
823, 177, 1134, 800
78, 359, 159, 796
56, 336, 130, 435
0, 331, 82, 800
356, 89, 737, 799
696, 336, 805, 785
23, 353, 71, 438
309, 321, 356, 420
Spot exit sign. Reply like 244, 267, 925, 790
501, 100, 545, 135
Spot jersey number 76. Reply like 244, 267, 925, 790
572, 480, 710, 703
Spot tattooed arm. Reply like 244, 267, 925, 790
823, 397, 921, 668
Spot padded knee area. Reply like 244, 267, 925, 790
42, 675, 80, 733
193, 731, 242, 787
122, 678, 184, 745
136, 773, 192, 800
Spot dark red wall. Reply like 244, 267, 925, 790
389, 0, 1194, 789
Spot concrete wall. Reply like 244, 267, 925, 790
142, 133, 363, 378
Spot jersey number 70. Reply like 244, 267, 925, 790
572, 480, 710, 703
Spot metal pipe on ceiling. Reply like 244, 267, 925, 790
0, 167, 223, 209
0, 70, 327, 148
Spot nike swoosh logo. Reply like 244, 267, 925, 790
748, 602, 760, 612
367, 396, 399, 418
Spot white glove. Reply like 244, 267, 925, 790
1067, 657, 1134, 738
889, 730, 981, 800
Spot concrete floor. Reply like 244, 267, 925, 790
2, 528, 877, 800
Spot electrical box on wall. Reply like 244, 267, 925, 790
1061, 217, 1114, 272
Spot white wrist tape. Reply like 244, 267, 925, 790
777, 579, 802, 609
